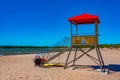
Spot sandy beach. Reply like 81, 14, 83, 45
0, 48, 120, 80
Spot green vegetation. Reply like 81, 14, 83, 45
99, 44, 120, 48
0, 44, 120, 48
72, 44, 120, 48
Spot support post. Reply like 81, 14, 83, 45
73, 47, 78, 65
75, 24, 78, 44
76, 24, 78, 36
96, 47, 105, 72
70, 22, 72, 47
95, 20, 98, 46
95, 46, 103, 71
64, 48, 72, 69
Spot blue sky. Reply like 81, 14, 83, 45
0, 0, 120, 46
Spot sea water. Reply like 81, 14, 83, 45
0, 48, 44, 56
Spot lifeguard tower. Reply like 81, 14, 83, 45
64, 13, 105, 72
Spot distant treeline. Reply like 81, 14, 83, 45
0, 44, 120, 48
73, 44, 120, 48
99, 44, 120, 48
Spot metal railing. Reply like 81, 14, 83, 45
39, 37, 70, 63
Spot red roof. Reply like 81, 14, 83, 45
68, 13, 100, 24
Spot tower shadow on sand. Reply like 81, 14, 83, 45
91, 64, 120, 73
